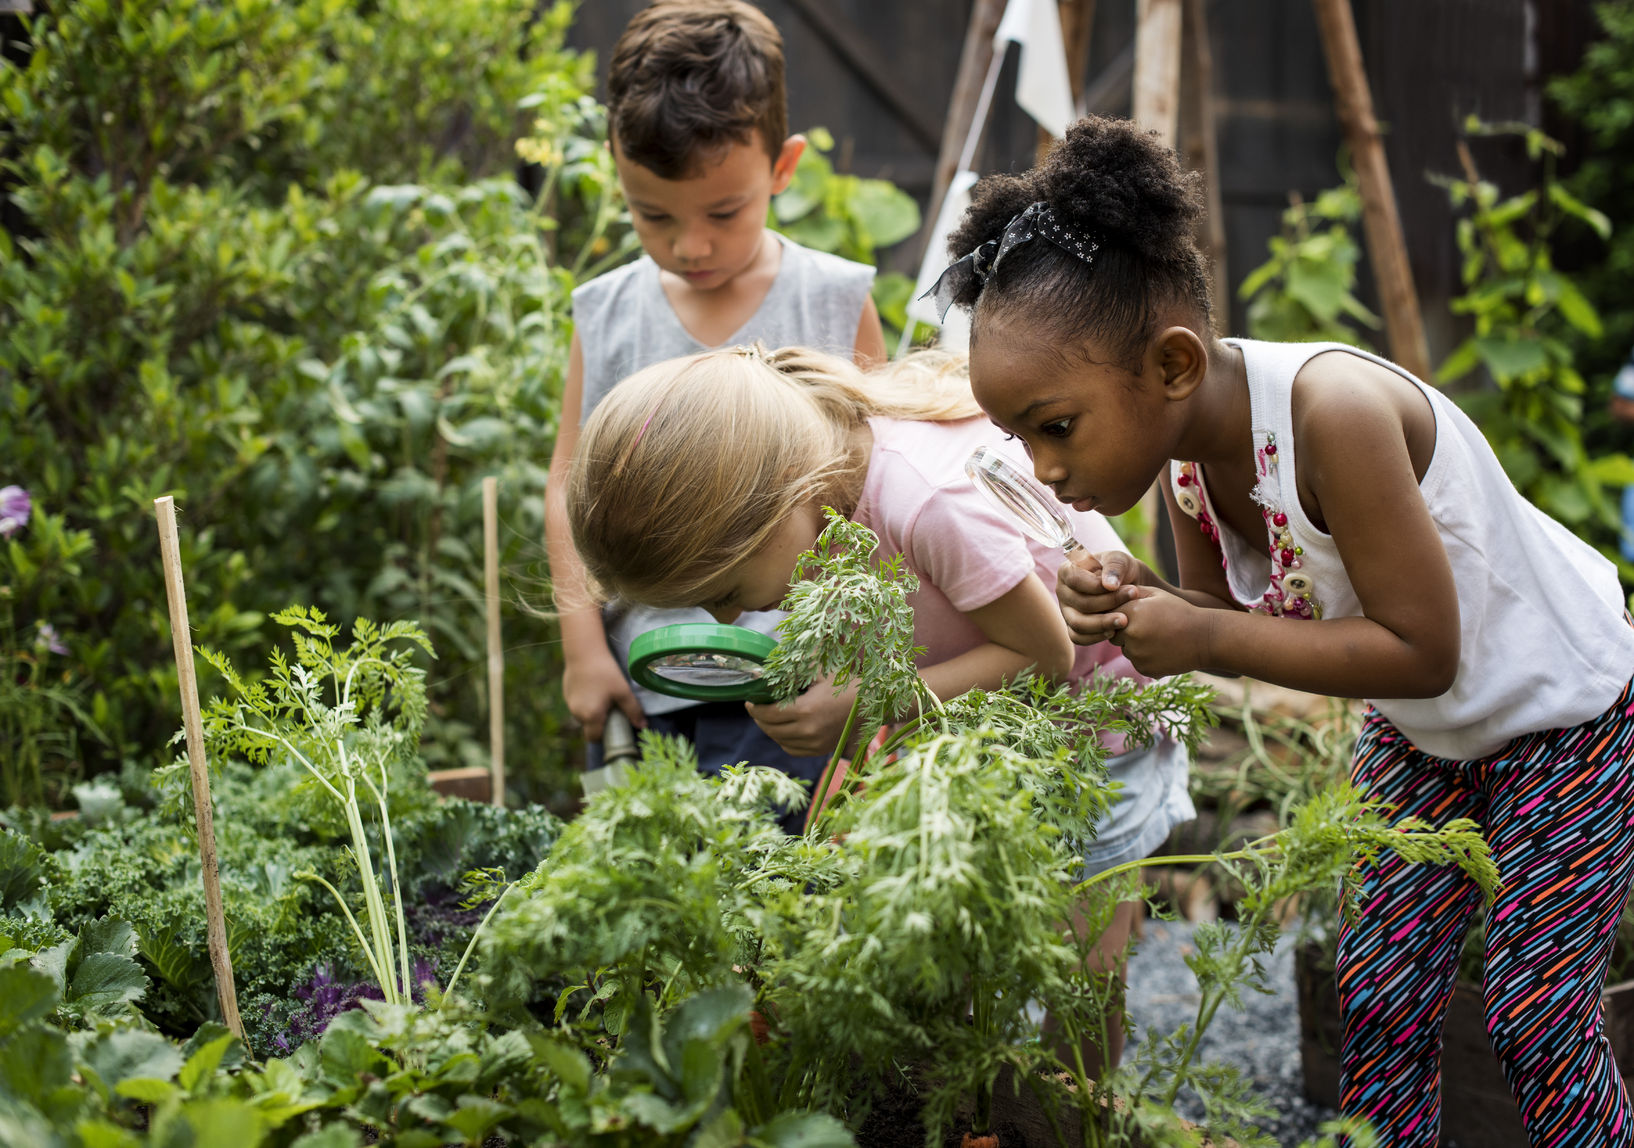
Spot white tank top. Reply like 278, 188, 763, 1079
1169, 338, 1634, 760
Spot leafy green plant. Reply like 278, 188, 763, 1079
1549, 1, 1634, 391
772, 127, 921, 348
1433, 118, 1633, 559
0, 0, 604, 804
199, 608, 520, 1010
1239, 171, 1380, 347
485, 516, 1494, 1146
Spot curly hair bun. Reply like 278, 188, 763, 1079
1041, 117, 1202, 263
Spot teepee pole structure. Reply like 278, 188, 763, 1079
1311, 0, 1430, 380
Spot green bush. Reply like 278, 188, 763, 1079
1550, 1, 1634, 384
0, 0, 600, 802
1238, 170, 1380, 347
1431, 119, 1633, 565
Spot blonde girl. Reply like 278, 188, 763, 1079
567, 343, 1195, 1069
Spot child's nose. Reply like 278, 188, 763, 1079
708, 605, 742, 625
674, 226, 711, 262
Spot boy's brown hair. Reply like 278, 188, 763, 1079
607, 0, 787, 179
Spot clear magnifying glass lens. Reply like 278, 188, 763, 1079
648, 652, 766, 687
964, 446, 1078, 550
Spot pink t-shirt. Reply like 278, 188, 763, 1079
852, 415, 1150, 706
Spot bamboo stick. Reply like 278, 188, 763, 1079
154, 496, 244, 1040
1310, 0, 1431, 381
483, 477, 506, 807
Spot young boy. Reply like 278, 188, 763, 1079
545, 0, 886, 815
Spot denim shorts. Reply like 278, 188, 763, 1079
1074, 736, 1195, 876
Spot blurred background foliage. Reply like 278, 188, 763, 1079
0, 0, 922, 811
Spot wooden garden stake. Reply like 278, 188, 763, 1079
1311, 0, 1431, 381
483, 477, 506, 807
154, 496, 244, 1040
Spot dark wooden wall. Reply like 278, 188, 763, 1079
569, 0, 1600, 361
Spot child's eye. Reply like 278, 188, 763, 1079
709, 209, 741, 221
638, 211, 671, 224
1042, 418, 1073, 439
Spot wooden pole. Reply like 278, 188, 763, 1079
1132, 0, 1183, 146
1036, 0, 1096, 163
1184, 0, 1229, 330
1311, 0, 1431, 380
1129, 0, 1185, 565
483, 477, 506, 807
924, 0, 1009, 267
154, 497, 244, 1040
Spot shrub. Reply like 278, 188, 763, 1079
0, 0, 599, 800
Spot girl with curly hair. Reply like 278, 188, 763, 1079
936, 113, 1634, 1145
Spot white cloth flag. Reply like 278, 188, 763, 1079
995, 0, 1075, 139
905, 169, 980, 334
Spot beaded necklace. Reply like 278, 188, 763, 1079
1173, 431, 1323, 620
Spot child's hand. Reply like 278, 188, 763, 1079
1110, 586, 1210, 677
562, 649, 646, 742
745, 675, 859, 757
1056, 550, 1145, 645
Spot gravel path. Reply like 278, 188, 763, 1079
1125, 918, 1340, 1147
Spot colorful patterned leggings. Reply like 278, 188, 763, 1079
1338, 677, 1634, 1146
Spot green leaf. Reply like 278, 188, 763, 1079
80, 1029, 184, 1094
0, 1022, 72, 1105
849, 180, 920, 248
441, 1095, 512, 1143
1588, 455, 1634, 486
179, 1033, 237, 1093
290, 1128, 362, 1148
1547, 181, 1612, 239
179, 1097, 266, 1147
0, 964, 59, 1037
1473, 335, 1550, 381
66, 950, 149, 1014
116, 1076, 181, 1105
751, 1111, 856, 1148
0, 830, 50, 916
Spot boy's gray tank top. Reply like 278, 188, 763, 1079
570, 234, 874, 714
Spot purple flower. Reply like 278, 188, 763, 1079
34, 623, 68, 657
0, 486, 28, 539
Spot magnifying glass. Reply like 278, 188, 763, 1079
628, 622, 780, 703
964, 445, 1088, 561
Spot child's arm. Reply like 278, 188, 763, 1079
853, 295, 887, 369
1074, 357, 1462, 698
745, 572, 1072, 757
545, 332, 646, 741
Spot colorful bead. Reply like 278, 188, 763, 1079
1273, 512, 1288, 527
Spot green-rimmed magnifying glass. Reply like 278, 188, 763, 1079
628, 622, 780, 703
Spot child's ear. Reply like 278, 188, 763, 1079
770, 135, 806, 195
1155, 327, 1208, 402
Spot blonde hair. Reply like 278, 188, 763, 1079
566, 344, 980, 609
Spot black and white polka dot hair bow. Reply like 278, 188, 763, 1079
921, 201, 1100, 322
